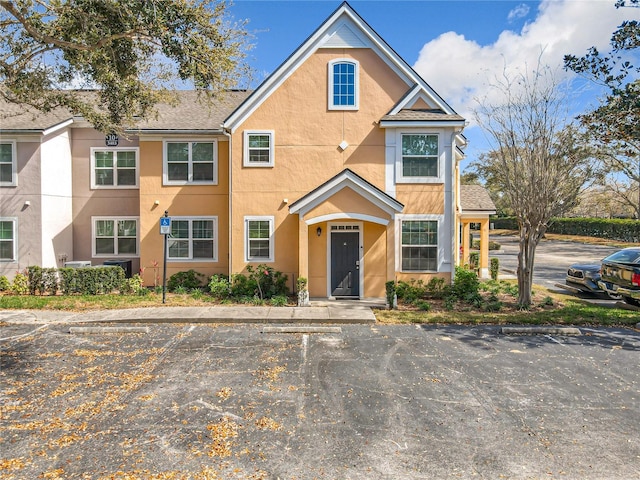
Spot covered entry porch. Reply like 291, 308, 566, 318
458, 185, 497, 278
288, 169, 404, 301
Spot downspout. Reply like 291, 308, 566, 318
223, 126, 233, 279
450, 129, 465, 283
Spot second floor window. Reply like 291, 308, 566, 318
402, 134, 438, 178
329, 59, 359, 110
244, 131, 274, 167
0, 141, 16, 186
91, 148, 138, 188
164, 141, 216, 185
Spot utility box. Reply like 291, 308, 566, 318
103, 259, 133, 278
64, 261, 91, 268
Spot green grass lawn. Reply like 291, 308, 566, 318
1, 289, 637, 327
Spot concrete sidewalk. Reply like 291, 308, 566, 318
0, 301, 380, 325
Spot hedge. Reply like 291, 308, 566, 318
491, 217, 640, 243
58, 266, 125, 295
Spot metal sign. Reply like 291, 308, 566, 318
105, 133, 119, 147
160, 216, 171, 235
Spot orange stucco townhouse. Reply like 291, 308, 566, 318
1, 2, 497, 296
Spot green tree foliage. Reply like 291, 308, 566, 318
0, 0, 250, 134
564, 0, 640, 218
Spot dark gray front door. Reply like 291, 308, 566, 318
331, 232, 360, 297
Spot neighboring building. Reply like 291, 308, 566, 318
1, 2, 495, 296
459, 184, 497, 278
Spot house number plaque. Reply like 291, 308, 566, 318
105, 133, 119, 147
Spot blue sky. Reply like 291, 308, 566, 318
226, 0, 637, 166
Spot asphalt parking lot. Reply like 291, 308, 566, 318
2, 322, 639, 479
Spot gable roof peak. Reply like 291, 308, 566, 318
224, 2, 459, 132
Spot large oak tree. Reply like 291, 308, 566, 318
0, 0, 250, 134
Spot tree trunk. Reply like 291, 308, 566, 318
516, 221, 545, 307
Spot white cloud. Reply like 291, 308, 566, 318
507, 3, 530, 22
413, 0, 636, 124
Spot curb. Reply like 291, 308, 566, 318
261, 326, 342, 334
69, 326, 150, 334
96, 316, 374, 325
501, 326, 581, 335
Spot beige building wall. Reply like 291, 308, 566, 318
230, 49, 410, 296
138, 137, 230, 287
71, 128, 140, 273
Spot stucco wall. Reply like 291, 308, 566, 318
138, 137, 230, 286
0, 138, 42, 278
41, 129, 73, 269
230, 48, 409, 296
71, 128, 140, 273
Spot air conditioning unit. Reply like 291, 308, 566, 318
64, 261, 91, 268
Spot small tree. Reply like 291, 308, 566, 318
473, 62, 594, 306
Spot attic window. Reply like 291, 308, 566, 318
328, 59, 359, 110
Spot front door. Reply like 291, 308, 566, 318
331, 232, 360, 297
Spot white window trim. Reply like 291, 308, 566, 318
90, 147, 139, 189
243, 130, 275, 167
162, 139, 218, 186
395, 132, 443, 184
0, 140, 17, 187
328, 58, 359, 111
0, 217, 17, 262
91, 216, 140, 258
396, 214, 444, 273
167, 216, 218, 262
244, 216, 274, 263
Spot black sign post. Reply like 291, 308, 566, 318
160, 211, 171, 304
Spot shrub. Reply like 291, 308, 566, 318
414, 300, 431, 311
120, 274, 145, 295
168, 270, 205, 292
468, 252, 479, 270
0, 275, 10, 291
11, 272, 29, 295
489, 241, 501, 251
190, 288, 204, 300
425, 277, 446, 298
490, 257, 500, 281
27, 266, 44, 295
58, 267, 124, 295
209, 274, 231, 299
385, 281, 396, 308
396, 280, 425, 304
451, 266, 480, 299
246, 264, 288, 300
270, 295, 288, 306
230, 273, 254, 298
27, 266, 59, 295
540, 296, 554, 307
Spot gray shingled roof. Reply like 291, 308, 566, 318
132, 90, 251, 131
0, 90, 252, 132
0, 101, 74, 131
380, 109, 465, 123
460, 184, 496, 212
